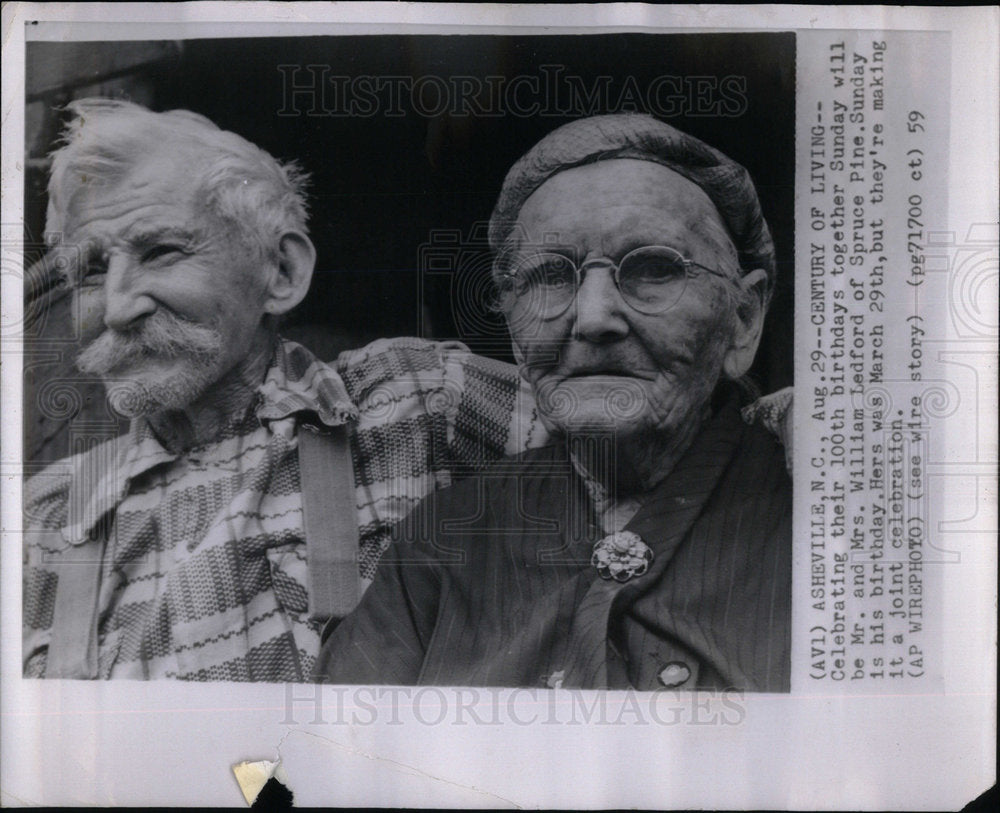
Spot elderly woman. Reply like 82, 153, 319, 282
316, 114, 791, 691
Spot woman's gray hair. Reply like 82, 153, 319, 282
46, 98, 310, 261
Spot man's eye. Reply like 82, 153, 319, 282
81, 255, 107, 283
141, 244, 184, 263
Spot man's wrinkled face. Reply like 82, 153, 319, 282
64, 149, 269, 417
504, 158, 744, 439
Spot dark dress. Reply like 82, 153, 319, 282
316, 400, 792, 691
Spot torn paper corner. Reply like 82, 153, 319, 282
232, 759, 290, 807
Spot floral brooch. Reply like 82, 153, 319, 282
591, 531, 653, 582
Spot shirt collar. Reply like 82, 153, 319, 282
255, 338, 358, 428
567, 450, 644, 535
63, 337, 357, 545
62, 420, 172, 546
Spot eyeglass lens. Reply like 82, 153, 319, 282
502, 246, 691, 317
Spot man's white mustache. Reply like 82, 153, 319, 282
76, 312, 223, 376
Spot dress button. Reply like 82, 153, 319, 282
657, 661, 691, 688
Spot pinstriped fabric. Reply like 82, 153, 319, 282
318, 450, 593, 686
615, 415, 791, 690
23, 337, 545, 681
318, 400, 791, 691
560, 419, 744, 689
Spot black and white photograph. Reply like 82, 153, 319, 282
2, 4, 995, 809
20, 31, 795, 687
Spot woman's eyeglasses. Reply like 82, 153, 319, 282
495, 245, 733, 319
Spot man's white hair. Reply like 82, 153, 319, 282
45, 98, 310, 261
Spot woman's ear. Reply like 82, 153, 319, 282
262, 231, 316, 316
722, 268, 769, 380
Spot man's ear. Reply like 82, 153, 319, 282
262, 231, 316, 317
722, 268, 769, 380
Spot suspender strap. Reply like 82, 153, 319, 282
46, 532, 105, 679
298, 424, 361, 622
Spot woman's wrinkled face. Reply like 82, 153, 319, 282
504, 159, 749, 440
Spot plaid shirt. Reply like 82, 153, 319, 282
22, 337, 546, 681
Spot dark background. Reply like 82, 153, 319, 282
24, 33, 795, 461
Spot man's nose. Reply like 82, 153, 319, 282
572, 265, 630, 343
103, 252, 156, 331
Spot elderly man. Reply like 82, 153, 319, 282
317, 114, 792, 691
22, 98, 545, 681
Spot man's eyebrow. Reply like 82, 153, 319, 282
124, 224, 202, 247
